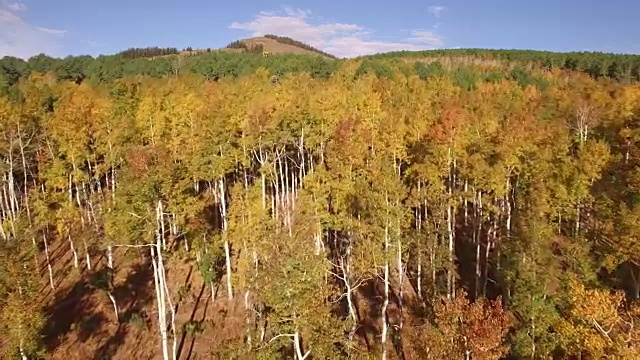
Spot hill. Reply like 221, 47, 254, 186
3, 48, 640, 360
4, 36, 640, 88
367, 48, 640, 82
221, 35, 336, 58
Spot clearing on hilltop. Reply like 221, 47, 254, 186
222, 35, 337, 58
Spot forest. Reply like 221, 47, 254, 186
2, 46, 640, 91
117, 47, 181, 60
371, 49, 640, 82
1, 47, 640, 359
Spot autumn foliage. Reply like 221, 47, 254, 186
2, 54, 640, 359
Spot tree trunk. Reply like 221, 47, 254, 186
151, 245, 169, 360
43, 232, 54, 290
416, 192, 423, 299
107, 245, 114, 269
483, 214, 497, 297
220, 177, 233, 300
154, 199, 178, 360
244, 290, 252, 348
293, 332, 310, 360
381, 201, 390, 360
106, 244, 117, 320
396, 203, 404, 341
69, 231, 79, 269
84, 238, 92, 271
18, 132, 30, 222
447, 155, 455, 299
464, 180, 468, 225
273, 160, 280, 223
475, 191, 482, 300
107, 291, 119, 322
575, 203, 581, 237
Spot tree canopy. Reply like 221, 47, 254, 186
1, 48, 640, 359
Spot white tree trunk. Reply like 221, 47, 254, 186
293, 332, 311, 360
151, 200, 175, 360
15, 284, 27, 360
69, 232, 79, 269
475, 191, 482, 299
464, 180, 468, 225
84, 238, 92, 270
335, 252, 358, 342
18, 133, 30, 222
106, 244, 117, 321
273, 161, 280, 223
151, 245, 169, 360
506, 179, 512, 241
107, 245, 114, 269
396, 211, 404, 334
244, 290, 252, 348
299, 128, 306, 181
19, 340, 27, 360
381, 208, 390, 360
111, 167, 116, 199
0, 217, 6, 241
261, 172, 266, 210
107, 291, 119, 322
43, 233, 54, 290
220, 178, 233, 300
575, 203, 581, 237
447, 193, 454, 299
160, 259, 177, 360
447, 148, 454, 299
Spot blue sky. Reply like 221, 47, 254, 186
1, 0, 639, 59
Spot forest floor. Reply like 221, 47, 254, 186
37, 237, 247, 360
32, 236, 416, 359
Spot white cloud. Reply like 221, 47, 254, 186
229, 7, 444, 57
83, 40, 98, 47
0, 2, 67, 58
283, 7, 309, 19
408, 30, 444, 48
36, 26, 67, 35
324, 36, 425, 57
428, 5, 446, 18
2, 1, 25, 12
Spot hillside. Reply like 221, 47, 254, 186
4, 54, 640, 359
367, 48, 640, 82
3, 42, 640, 90
4, 43, 640, 359
220, 35, 336, 58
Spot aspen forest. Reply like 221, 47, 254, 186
3, 50, 640, 360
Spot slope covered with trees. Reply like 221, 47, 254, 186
118, 47, 180, 59
263, 34, 337, 58
370, 48, 640, 82
3, 44, 640, 92
2, 52, 640, 359
0, 51, 336, 91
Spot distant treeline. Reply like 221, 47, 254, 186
0, 51, 338, 92
118, 47, 179, 59
226, 40, 248, 49
225, 41, 265, 54
370, 48, 640, 82
2, 47, 640, 93
264, 34, 337, 59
